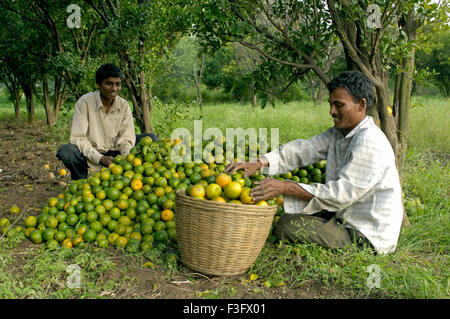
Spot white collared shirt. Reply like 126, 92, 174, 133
69, 90, 135, 170
262, 116, 403, 254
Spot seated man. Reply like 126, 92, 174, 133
57, 63, 158, 180
225, 70, 403, 255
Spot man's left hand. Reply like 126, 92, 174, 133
100, 156, 114, 167
250, 177, 288, 202
250, 177, 315, 203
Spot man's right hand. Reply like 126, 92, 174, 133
100, 156, 114, 167
224, 159, 264, 178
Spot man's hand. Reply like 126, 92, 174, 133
100, 156, 114, 167
250, 177, 314, 203
250, 177, 287, 202
224, 159, 265, 178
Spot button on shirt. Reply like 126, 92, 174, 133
69, 90, 136, 171
262, 116, 403, 254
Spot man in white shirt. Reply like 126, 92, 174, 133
56, 64, 158, 180
225, 71, 403, 254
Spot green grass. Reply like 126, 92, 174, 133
409, 95, 450, 153
152, 100, 333, 144
0, 90, 448, 298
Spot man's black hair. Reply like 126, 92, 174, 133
327, 70, 375, 112
95, 63, 123, 84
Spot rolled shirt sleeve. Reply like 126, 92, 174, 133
262, 128, 332, 176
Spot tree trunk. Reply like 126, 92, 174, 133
317, 80, 325, 104
310, 78, 317, 103
140, 70, 153, 134
4, 73, 22, 119
53, 76, 68, 123
395, 10, 417, 174
250, 79, 257, 107
122, 65, 155, 135
22, 83, 35, 125
14, 92, 21, 120
42, 74, 54, 126
193, 53, 205, 109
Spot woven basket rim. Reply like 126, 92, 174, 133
175, 189, 277, 213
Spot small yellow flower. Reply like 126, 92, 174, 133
250, 273, 259, 281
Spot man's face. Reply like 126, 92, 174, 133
96, 77, 122, 101
328, 87, 367, 136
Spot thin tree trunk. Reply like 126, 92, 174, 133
140, 70, 153, 133
52, 76, 69, 123
22, 83, 35, 125
310, 78, 317, 103
4, 73, 22, 119
396, 10, 417, 174
250, 79, 257, 107
193, 53, 205, 109
14, 92, 21, 120
317, 80, 325, 104
43, 74, 54, 126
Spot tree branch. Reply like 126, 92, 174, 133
84, 0, 109, 25
327, 0, 383, 87
239, 41, 312, 70
82, 23, 97, 61
106, 0, 119, 18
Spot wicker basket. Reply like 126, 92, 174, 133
175, 189, 277, 276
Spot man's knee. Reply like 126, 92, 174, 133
56, 144, 83, 163
273, 214, 300, 241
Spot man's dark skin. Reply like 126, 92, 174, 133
97, 76, 122, 168
224, 87, 368, 203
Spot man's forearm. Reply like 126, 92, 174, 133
283, 180, 314, 202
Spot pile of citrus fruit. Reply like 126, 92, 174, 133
1, 135, 328, 252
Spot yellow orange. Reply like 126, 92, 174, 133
111, 165, 123, 175
189, 184, 206, 198
161, 209, 174, 222
132, 158, 142, 167
215, 173, 232, 188
212, 196, 226, 203
255, 200, 268, 206
240, 187, 255, 205
61, 238, 73, 248
205, 183, 222, 200
224, 181, 242, 200
130, 179, 143, 191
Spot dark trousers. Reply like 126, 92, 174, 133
56, 133, 159, 180
273, 211, 374, 252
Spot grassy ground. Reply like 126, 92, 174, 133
0, 91, 448, 299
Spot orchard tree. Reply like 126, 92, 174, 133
84, 0, 192, 134
0, 0, 101, 126
0, 6, 42, 124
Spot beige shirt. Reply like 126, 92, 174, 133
69, 90, 136, 172
262, 116, 403, 254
